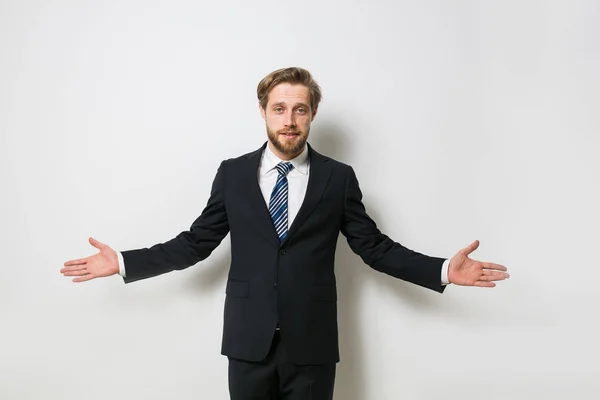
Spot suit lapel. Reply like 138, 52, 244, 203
283, 144, 332, 245
242, 142, 281, 247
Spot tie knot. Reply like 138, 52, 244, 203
276, 162, 294, 176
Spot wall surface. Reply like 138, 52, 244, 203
1, 0, 598, 398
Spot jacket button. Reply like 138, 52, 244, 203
273, 282, 277, 289
280, 249, 286, 255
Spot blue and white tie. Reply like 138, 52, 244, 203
269, 162, 294, 241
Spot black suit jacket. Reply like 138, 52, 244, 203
122, 142, 446, 365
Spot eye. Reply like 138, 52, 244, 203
273, 107, 284, 113
296, 108, 307, 114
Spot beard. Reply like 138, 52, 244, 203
266, 125, 309, 158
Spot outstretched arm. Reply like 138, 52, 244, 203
118, 161, 229, 283
61, 161, 230, 284
340, 166, 508, 292
340, 166, 447, 292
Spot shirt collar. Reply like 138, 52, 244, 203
262, 143, 309, 175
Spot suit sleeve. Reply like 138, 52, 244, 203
340, 166, 446, 293
121, 161, 230, 284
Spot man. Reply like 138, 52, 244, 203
61, 67, 509, 400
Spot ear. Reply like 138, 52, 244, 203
259, 103, 266, 121
311, 107, 318, 121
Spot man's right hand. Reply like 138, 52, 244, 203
61, 237, 119, 282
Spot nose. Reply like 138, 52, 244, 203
284, 110, 296, 128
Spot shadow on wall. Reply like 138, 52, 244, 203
313, 120, 445, 400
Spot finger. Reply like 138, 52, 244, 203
60, 265, 87, 273
483, 262, 507, 272
63, 258, 88, 267
89, 237, 105, 250
481, 271, 510, 281
73, 274, 95, 283
461, 240, 480, 256
474, 281, 496, 288
63, 269, 89, 276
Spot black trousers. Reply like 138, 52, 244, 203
228, 330, 336, 400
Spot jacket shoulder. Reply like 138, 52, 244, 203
223, 145, 264, 165
321, 155, 351, 170
310, 148, 353, 173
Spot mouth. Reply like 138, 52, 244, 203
279, 132, 299, 138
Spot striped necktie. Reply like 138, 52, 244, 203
269, 162, 294, 241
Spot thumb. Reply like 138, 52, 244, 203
89, 237, 105, 250
461, 240, 480, 256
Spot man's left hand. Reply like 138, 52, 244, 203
448, 240, 509, 287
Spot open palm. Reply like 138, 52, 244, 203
448, 240, 509, 287
61, 237, 119, 282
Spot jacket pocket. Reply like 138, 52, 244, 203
226, 279, 250, 298
313, 284, 337, 302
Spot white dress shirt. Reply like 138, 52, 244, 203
118, 144, 449, 284
258, 143, 310, 230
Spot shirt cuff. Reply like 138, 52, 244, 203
441, 259, 450, 285
117, 251, 126, 277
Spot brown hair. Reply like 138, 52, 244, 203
257, 67, 322, 112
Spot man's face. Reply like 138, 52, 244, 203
260, 83, 317, 159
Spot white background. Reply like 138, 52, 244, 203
1, 0, 599, 399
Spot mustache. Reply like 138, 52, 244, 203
278, 129, 301, 135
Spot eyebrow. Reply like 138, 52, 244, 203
271, 102, 310, 109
